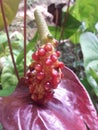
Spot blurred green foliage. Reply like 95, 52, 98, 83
0, 32, 37, 96
0, 0, 20, 30
80, 32, 98, 97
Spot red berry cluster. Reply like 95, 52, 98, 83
26, 43, 64, 104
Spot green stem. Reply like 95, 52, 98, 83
0, 0, 19, 81
34, 9, 51, 43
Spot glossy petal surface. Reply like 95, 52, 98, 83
0, 67, 98, 130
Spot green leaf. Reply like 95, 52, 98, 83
16, 32, 38, 64
0, 32, 8, 56
61, 12, 81, 38
80, 32, 98, 66
70, 0, 98, 31
0, 32, 7, 43
0, 32, 24, 57
0, 57, 24, 96
0, 85, 16, 96
89, 67, 98, 84
80, 32, 98, 96
0, 65, 18, 96
10, 31, 24, 50
49, 13, 81, 40
0, 0, 20, 30
49, 26, 61, 40
0, 123, 3, 130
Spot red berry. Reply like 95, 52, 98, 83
38, 48, 46, 56
36, 71, 45, 80
51, 69, 58, 78
32, 52, 39, 61
44, 82, 51, 90
45, 58, 52, 66
35, 64, 42, 71
44, 43, 52, 51
29, 85, 35, 93
56, 51, 61, 57
58, 62, 64, 68
51, 54, 57, 62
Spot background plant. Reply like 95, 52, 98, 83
80, 32, 98, 108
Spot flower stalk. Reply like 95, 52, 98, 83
59, 0, 71, 40
23, 0, 27, 77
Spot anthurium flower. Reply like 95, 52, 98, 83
0, 66, 98, 130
